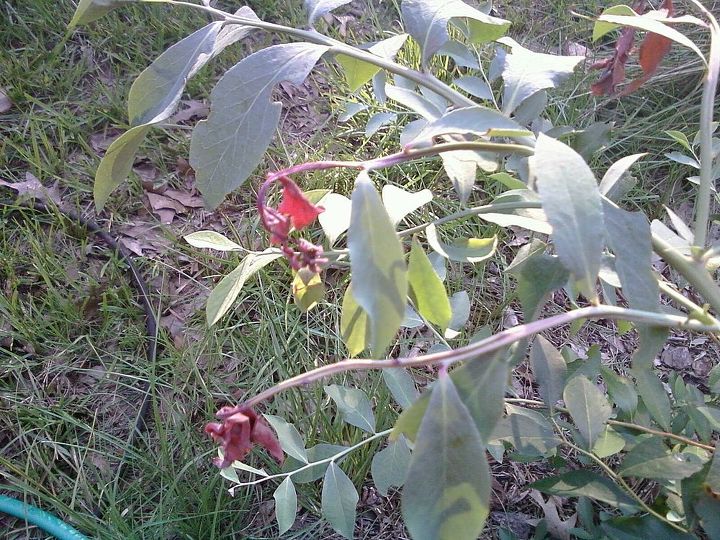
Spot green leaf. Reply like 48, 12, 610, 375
69, 0, 133, 27
439, 151, 482, 203
340, 286, 370, 357
321, 462, 358, 539
184, 231, 242, 251
412, 106, 527, 144
603, 202, 660, 313
531, 134, 604, 301
599, 153, 645, 202
572, 122, 612, 161
592, 426, 626, 458
531, 470, 637, 512
453, 76, 492, 100
382, 185, 433, 227
408, 238, 452, 329
390, 390, 430, 443
347, 172, 408, 355
263, 415, 308, 464
666, 130, 693, 153
282, 444, 348, 483
492, 405, 560, 456
371, 437, 411, 496
601, 515, 696, 539
510, 251, 568, 320
324, 384, 376, 433
94, 14, 257, 209
601, 368, 638, 414
385, 84, 443, 119
632, 368, 672, 431
598, 13, 704, 61
365, 111, 397, 136
563, 376, 612, 448
94, 125, 150, 210
206, 250, 282, 326
318, 193, 351, 245
382, 368, 418, 409
426, 224, 497, 263
306, 0, 353, 25
498, 37, 584, 113
273, 477, 297, 535
336, 34, 408, 91
620, 438, 704, 480
401, 0, 510, 65
190, 43, 328, 208
592, 5, 636, 40
402, 375, 491, 540
451, 350, 509, 442
530, 336, 567, 408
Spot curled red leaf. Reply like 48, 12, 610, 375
277, 176, 324, 230
205, 407, 284, 468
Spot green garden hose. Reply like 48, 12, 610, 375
0, 495, 89, 539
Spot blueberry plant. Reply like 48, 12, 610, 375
70, 0, 720, 537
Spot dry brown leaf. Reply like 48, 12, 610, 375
133, 162, 160, 184
90, 128, 123, 153
162, 188, 204, 208
147, 192, 185, 213
0, 172, 63, 207
167, 99, 209, 124
528, 490, 577, 540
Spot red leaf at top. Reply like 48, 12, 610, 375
205, 407, 284, 468
277, 176, 324, 230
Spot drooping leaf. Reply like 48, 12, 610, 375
530, 336, 567, 409
619, 437, 704, 480
632, 368, 672, 431
321, 462, 358, 539
292, 269, 326, 312
365, 112, 397, 137
497, 37, 584, 113
426, 224, 497, 263
601, 515, 696, 539
263, 415, 308, 464
305, 0, 353, 25
69, 0, 133, 27
385, 84, 443, 119
348, 172, 408, 355
190, 43, 328, 208
273, 477, 297, 535
206, 250, 283, 326
318, 192, 352, 245
336, 34, 408, 91
282, 444, 348, 483
324, 384, 376, 433
451, 349, 509, 442
184, 230, 242, 251
371, 437, 412, 496
408, 238, 452, 329
599, 153, 646, 202
602, 368, 638, 414
492, 405, 560, 456
94, 13, 258, 209
383, 368, 418, 409
531, 134, 604, 301
592, 426, 626, 458
411, 106, 527, 144
439, 41, 480, 69
564, 376, 612, 448
340, 286, 370, 357
453, 76, 493, 100
402, 375, 491, 540
401, 0, 510, 65
445, 290, 471, 339
440, 150, 494, 203
382, 185, 433, 227
531, 470, 637, 512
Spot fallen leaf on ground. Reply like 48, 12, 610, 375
0, 172, 63, 207
162, 189, 204, 208
167, 99, 209, 124
90, 129, 123, 153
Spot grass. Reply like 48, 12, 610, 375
1, 0, 717, 538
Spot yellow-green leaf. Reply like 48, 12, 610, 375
408, 238, 452, 329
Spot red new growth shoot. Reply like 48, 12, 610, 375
205, 407, 284, 468
277, 176, 324, 230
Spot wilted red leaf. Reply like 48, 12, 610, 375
277, 176, 324, 230
591, 0, 674, 96
205, 407, 284, 468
